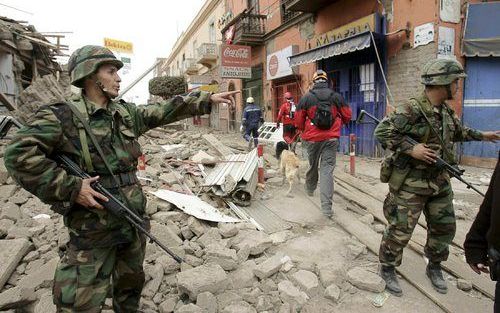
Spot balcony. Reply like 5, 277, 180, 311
197, 43, 218, 68
221, 11, 266, 46
285, 0, 340, 12
183, 58, 198, 75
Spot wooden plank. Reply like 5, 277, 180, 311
335, 171, 466, 249
334, 181, 495, 300
0, 92, 16, 111
301, 189, 493, 313
202, 133, 234, 157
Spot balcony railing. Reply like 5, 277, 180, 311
183, 58, 198, 75
222, 11, 266, 46
197, 43, 218, 68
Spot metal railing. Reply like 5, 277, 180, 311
197, 43, 217, 57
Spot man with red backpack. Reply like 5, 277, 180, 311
295, 69, 352, 218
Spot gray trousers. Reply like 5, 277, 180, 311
305, 139, 339, 216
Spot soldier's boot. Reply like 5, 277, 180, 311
426, 262, 448, 294
380, 265, 403, 296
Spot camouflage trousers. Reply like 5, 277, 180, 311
53, 231, 146, 313
379, 185, 456, 267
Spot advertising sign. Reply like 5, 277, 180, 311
266, 45, 297, 80
220, 44, 251, 79
104, 38, 133, 54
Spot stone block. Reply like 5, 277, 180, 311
253, 253, 286, 279
229, 260, 257, 289
176, 263, 229, 300
318, 261, 345, 286
205, 244, 238, 271
324, 284, 341, 303
188, 217, 207, 237
0, 238, 32, 289
232, 230, 272, 256
196, 291, 217, 313
347, 267, 385, 293
290, 270, 319, 296
221, 301, 257, 313
18, 257, 59, 290
0, 287, 36, 310
277, 280, 308, 309
218, 223, 238, 238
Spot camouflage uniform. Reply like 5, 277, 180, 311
4, 46, 212, 312
376, 92, 483, 267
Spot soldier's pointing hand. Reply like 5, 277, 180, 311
409, 143, 438, 164
76, 176, 109, 210
481, 131, 500, 142
210, 90, 241, 107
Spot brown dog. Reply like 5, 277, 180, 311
279, 149, 301, 197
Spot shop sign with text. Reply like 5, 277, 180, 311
314, 14, 378, 48
220, 44, 251, 79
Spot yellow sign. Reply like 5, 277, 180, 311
200, 84, 219, 93
314, 14, 377, 48
104, 38, 133, 54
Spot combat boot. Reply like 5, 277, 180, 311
426, 262, 448, 294
380, 265, 402, 296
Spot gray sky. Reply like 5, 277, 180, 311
2, 0, 206, 103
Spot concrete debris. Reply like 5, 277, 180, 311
196, 291, 217, 313
457, 278, 473, 292
324, 284, 341, 303
221, 301, 257, 313
176, 263, 229, 301
290, 270, 319, 297
347, 267, 385, 293
0, 287, 36, 310
277, 280, 308, 309
17, 257, 59, 290
253, 253, 288, 279
231, 229, 273, 255
191, 150, 218, 164
0, 238, 32, 290
318, 261, 346, 287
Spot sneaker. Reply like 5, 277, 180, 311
426, 262, 447, 294
380, 265, 403, 296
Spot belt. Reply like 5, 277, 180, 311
407, 168, 444, 180
98, 171, 138, 189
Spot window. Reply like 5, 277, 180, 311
209, 21, 216, 43
280, 0, 300, 24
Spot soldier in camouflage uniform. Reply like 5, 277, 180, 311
375, 59, 500, 296
3, 45, 238, 312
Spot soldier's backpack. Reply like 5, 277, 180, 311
310, 90, 335, 130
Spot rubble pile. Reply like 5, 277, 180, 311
0, 127, 390, 313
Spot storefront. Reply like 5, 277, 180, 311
266, 45, 302, 121
289, 13, 386, 157
461, 2, 500, 166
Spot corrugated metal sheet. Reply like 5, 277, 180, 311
204, 149, 258, 195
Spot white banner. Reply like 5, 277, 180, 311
440, 0, 460, 23
438, 27, 455, 59
414, 22, 434, 48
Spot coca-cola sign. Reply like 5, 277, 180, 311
221, 44, 252, 78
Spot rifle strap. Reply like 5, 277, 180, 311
413, 99, 452, 160
66, 101, 123, 191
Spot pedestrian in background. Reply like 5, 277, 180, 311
295, 69, 352, 218
242, 96, 264, 150
464, 151, 500, 313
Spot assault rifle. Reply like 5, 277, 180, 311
357, 110, 485, 197
0, 115, 183, 263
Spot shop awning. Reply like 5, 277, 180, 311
463, 2, 500, 57
288, 33, 371, 67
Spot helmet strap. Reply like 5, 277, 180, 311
96, 79, 113, 100
446, 84, 453, 100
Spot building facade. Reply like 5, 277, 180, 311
158, 0, 499, 166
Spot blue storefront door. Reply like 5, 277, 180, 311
462, 57, 500, 159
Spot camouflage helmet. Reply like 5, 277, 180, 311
68, 45, 123, 87
420, 59, 466, 86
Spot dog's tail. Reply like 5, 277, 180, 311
276, 141, 289, 159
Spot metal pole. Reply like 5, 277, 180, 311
117, 59, 162, 100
